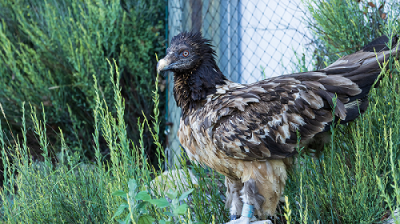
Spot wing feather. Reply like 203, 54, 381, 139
198, 72, 362, 160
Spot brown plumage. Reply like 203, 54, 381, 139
157, 32, 399, 222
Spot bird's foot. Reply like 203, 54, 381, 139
249, 220, 273, 224
225, 216, 253, 224
225, 217, 272, 224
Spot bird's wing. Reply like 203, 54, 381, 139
197, 72, 365, 160
187, 37, 398, 160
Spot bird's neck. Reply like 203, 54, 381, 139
173, 64, 227, 115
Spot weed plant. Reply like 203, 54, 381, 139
0, 62, 226, 223
0, 0, 166, 165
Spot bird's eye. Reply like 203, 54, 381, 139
182, 50, 189, 57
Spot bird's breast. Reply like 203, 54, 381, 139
177, 113, 240, 179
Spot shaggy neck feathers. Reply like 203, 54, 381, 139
173, 57, 227, 115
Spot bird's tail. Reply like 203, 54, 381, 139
322, 35, 399, 123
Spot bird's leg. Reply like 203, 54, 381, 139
226, 178, 265, 224
225, 178, 244, 220
239, 178, 265, 222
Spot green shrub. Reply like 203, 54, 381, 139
283, 1, 400, 223
0, 0, 166, 165
304, 0, 390, 69
0, 64, 226, 223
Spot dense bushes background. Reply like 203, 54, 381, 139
0, 0, 166, 167
305, 0, 391, 69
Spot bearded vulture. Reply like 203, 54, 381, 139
157, 32, 399, 223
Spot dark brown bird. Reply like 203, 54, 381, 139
157, 32, 399, 223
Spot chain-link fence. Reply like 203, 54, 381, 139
164, 0, 315, 167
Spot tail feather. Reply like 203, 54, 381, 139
323, 35, 399, 123
362, 35, 399, 52
325, 35, 399, 89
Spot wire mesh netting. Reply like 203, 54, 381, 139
165, 0, 316, 167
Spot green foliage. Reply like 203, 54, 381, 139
377, 126, 400, 224
304, 0, 392, 69
0, 64, 226, 223
0, 0, 165, 161
112, 179, 199, 224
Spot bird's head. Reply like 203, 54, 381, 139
157, 32, 216, 74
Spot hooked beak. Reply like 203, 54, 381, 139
157, 56, 173, 74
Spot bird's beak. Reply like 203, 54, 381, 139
157, 56, 173, 74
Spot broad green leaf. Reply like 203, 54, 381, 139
138, 215, 155, 224
166, 190, 178, 199
112, 190, 127, 197
160, 220, 173, 224
116, 220, 124, 224
171, 199, 179, 207
112, 203, 129, 219
174, 204, 188, 215
136, 201, 147, 211
135, 191, 151, 201
178, 188, 194, 201
148, 198, 169, 208
163, 211, 174, 217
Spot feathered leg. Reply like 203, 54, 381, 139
241, 179, 265, 217
226, 178, 267, 224
225, 178, 243, 220
226, 160, 288, 224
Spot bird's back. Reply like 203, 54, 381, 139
179, 35, 399, 163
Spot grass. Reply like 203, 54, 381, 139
0, 0, 166, 164
0, 62, 226, 224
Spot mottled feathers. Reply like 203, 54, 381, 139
157, 32, 399, 217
